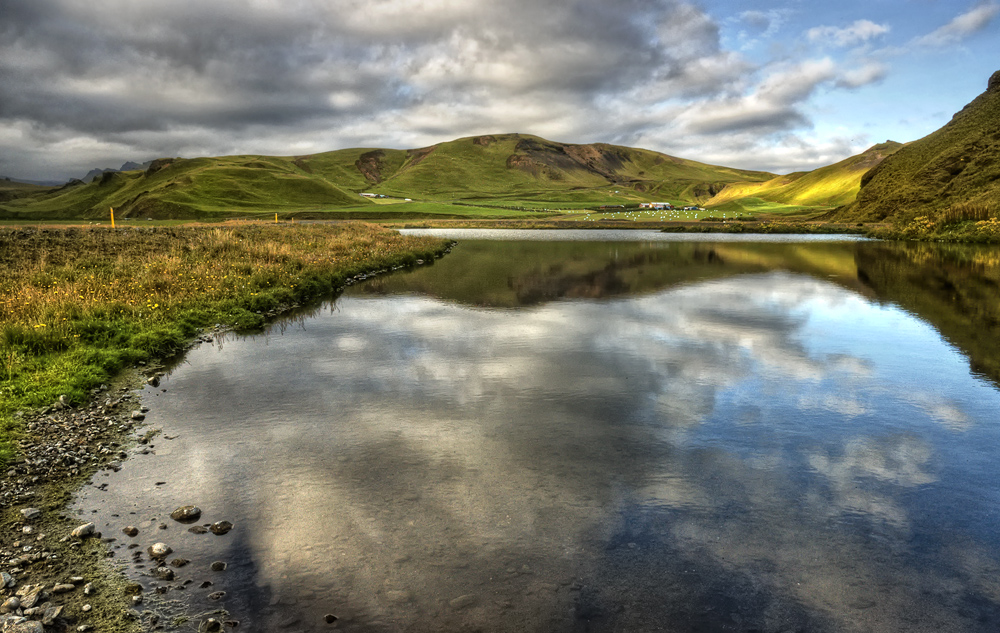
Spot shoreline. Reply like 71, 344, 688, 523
1, 238, 454, 633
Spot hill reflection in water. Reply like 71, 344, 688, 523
74, 235, 1000, 633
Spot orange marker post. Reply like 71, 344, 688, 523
275, 213, 278, 224
110, 207, 115, 228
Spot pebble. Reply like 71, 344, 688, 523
188, 525, 208, 534
130, 411, 145, 421
1, 597, 20, 613
209, 521, 233, 535
122, 526, 139, 537
82, 604, 92, 612
170, 505, 202, 522
71, 523, 95, 539
210, 561, 227, 571
148, 542, 172, 558
52, 583, 76, 593
152, 566, 175, 581
169, 558, 190, 567
208, 591, 226, 600
20, 508, 41, 521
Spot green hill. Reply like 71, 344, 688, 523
0, 156, 368, 220
339, 134, 773, 203
836, 70, 1000, 224
0, 134, 775, 220
705, 141, 903, 214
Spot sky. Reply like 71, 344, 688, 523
1, 0, 998, 182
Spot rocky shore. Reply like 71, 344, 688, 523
0, 249, 455, 632
1, 375, 152, 632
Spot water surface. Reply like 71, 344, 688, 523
75, 235, 1000, 632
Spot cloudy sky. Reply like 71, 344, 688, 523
1, 0, 998, 182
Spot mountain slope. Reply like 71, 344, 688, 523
0, 155, 369, 219
348, 134, 773, 202
706, 141, 903, 212
0, 134, 775, 219
836, 70, 1000, 223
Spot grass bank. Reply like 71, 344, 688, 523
0, 222, 450, 462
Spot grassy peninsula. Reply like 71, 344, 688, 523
0, 222, 449, 461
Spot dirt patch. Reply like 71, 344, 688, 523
355, 150, 387, 184
472, 135, 497, 147
406, 145, 437, 169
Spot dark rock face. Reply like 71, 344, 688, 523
990, 70, 1000, 92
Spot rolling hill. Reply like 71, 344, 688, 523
836, 70, 1000, 223
704, 141, 903, 215
0, 134, 775, 220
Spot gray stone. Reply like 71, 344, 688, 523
3, 618, 45, 633
71, 523, 95, 539
122, 526, 139, 537
147, 542, 172, 558
41, 604, 63, 626
52, 583, 75, 593
209, 521, 233, 535
0, 597, 20, 613
208, 591, 226, 600
20, 508, 41, 521
170, 505, 202, 523
210, 561, 227, 571
130, 411, 145, 421
0, 571, 13, 588
151, 566, 175, 581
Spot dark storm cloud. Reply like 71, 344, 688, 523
0, 0, 887, 180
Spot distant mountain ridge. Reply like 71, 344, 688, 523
82, 160, 154, 183
836, 70, 1000, 223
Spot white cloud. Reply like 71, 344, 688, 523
807, 19, 890, 47
914, 2, 1000, 47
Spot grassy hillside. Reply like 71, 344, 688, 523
706, 142, 903, 214
360, 134, 773, 203
837, 70, 1000, 225
0, 134, 775, 220
0, 156, 369, 220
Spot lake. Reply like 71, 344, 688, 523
74, 231, 1000, 632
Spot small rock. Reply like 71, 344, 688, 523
82, 604, 92, 612
83, 582, 94, 595
71, 523, 96, 539
209, 521, 233, 535
147, 376, 160, 387
210, 561, 227, 571
169, 558, 190, 568
208, 591, 226, 600
170, 505, 202, 523
122, 526, 139, 537
188, 525, 209, 534
324, 614, 339, 624
77, 626, 93, 632
1, 596, 20, 613
52, 583, 76, 593
1, 571, 14, 588
20, 508, 41, 521
131, 594, 143, 605
147, 542, 172, 558
8, 620, 44, 633
152, 566, 175, 581
199, 618, 223, 633
41, 604, 63, 626
130, 410, 145, 420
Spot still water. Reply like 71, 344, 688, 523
75, 233, 1000, 632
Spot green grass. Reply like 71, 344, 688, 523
1, 133, 777, 221
837, 73, 1000, 224
706, 142, 903, 213
0, 222, 450, 462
